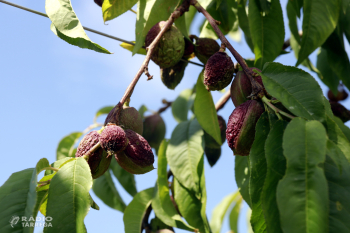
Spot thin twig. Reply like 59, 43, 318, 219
158, 100, 173, 114
215, 89, 231, 111
262, 96, 295, 119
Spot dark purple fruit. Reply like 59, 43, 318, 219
192, 36, 220, 64
328, 89, 348, 102
183, 37, 195, 59
142, 113, 166, 149
203, 115, 226, 148
160, 60, 188, 90
100, 124, 128, 154
94, 0, 103, 7
330, 101, 350, 122
226, 100, 264, 156
119, 106, 143, 135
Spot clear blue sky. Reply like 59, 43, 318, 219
0, 0, 349, 232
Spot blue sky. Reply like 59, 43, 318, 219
0, 0, 349, 232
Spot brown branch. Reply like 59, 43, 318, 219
158, 100, 173, 114
190, 0, 264, 98
215, 89, 231, 112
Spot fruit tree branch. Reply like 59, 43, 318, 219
215, 89, 231, 111
190, 0, 264, 98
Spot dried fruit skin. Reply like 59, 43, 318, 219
230, 68, 263, 107
328, 89, 348, 102
193, 37, 220, 64
100, 124, 128, 153
142, 113, 166, 149
226, 100, 264, 156
203, 115, 226, 148
145, 21, 185, 68
160, 60, 188, 90
75, 131, 111, 179
204, 52, 235, 91
330, 101, 350, 122
114, 129, 155, 174
119, 106, 143, 135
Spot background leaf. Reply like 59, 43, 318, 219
235, 156, 251, 207
228, 196, 243, 233
110, 159, 137, 197
277, 118, 328, 233
172, 89, 192, 123
237, 0, 254, 52
316, 48, 340, 94
46, 0, 111, 54
94, 106, 114, 123
102, 0, 138, 22
56, 132, 82, 160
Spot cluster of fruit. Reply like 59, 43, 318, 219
75, 106, 166, 178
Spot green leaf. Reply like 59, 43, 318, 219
237, 1, 254, 52
249, 0, 285, 69
172, 89, 192, 123
123, 188, 154, 233
44, 157, 93, 233
316, 48, 340, 94
92, 169, 126, 212
326, 139, 344, 173
260, 62, 325, 122
89, 194, 100, 210
184, 5, 197, 35
37, 173, 55, 192
277, 118, 328, 233
110, 159, 137, 197
45, 157, 74, 176
333, 116, 350, 141
258, 0, 271, 14
296, 0, 339, 66
166, 119, 204, 194
324, 154, 350, 232
228, 196, 243, 233
210, 191, 240, 233
133, 0, 181, 54
286, 1, 300, 45
152, 140, 195, 231
102, 0, 138, 22
120, 42, 147, 55
249, 112, 270, 233
56, 132, 82, 160
46, 0, 111, 54
138, 104, 148, 119
94, 106, 114, 123
289, 0, 303, 18
322, 30, 350, 92
235, 156, 251, 207
194, 71, 221, 145
340, 3, 350, 43
175, 15, 189, 39
262, 120, 288, 233
174, 156, 210, 233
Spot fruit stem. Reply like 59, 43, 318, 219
43, 167, 59, 172
190, 0, 264, 97
262, 96, 295, 120
83, 141, 102, 160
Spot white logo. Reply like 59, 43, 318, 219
9, 216, 20, 228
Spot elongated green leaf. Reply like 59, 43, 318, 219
172, 89, 192, 123
175, 15, 189, 39
333, 116, 350, 141
94, 106, 114, 123
102, 0, 138, 22
210, 191, 240, 233
326, 139, 345, 173
237, 1, 254, 52
110, 159, 137, 197
324, 154, 350, 232
133, 0, 181, 54
249, 0, 284, 69
229, 196, 242, 233
289, 0, 303, 18
120, 42, 148, 55
262, 120, 288, 233
286, 1, 300, 45
56, 132, 82, 160
92, 170, 126, 212
194, 72, 221, 145
138, 105, 148, 119
44, 157, 93, 233
235, 156, 251, 207
152, 140, 195, 231
316, 48, 340, 94
166, 119, 204, 193
277, 118, 328, 233
46, 0, 111, 54
340, 3, 350, 44
260, 62, 325, 121
184, 5, 197, 35
322, 31, 350, 91
123, 188, 154, 233
296, 0, 339, 66
45, 157, 74, 176
249, 112, 270, 233
174, 156, 210, 233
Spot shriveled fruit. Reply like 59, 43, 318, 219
204, 146, 221, 167
230, 68, 263, 107
226, 100, 264, 156
328, 89, 348, 102
115, 129, 154, 174
100, 124, 128, 154
203, 115, 226, 148
203, 51, 234, 91
160, 60, 188, 90
75, 131, 112, 179
145, 21, 185, 68
330, 101, 350, 122
183, 37, 195, 59
142, 113, 166, 149
192, 36, 220, 64
119, 106, 143, 135
94, 0, 103, 7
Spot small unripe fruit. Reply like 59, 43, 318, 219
328, 89, 348, 102
119, 106, 143, 135
75, 131, 112, 179
226, 100, 264, 156
330, 101, 350, 122
142, 113, 166, 149
230, 68, 263, 107
100, 124, 128, 154
114, 129, 155, 174
145, 21, 185, 68
203, 51, 234, 91
160, 60, 188, 90
204, 146, 221, 167
192, 36, 220, 64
